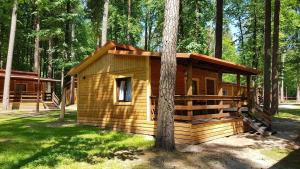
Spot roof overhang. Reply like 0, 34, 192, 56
67, 41, 259, 76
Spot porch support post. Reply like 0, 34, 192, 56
237, 74, 241, 114
186, 61, 193, 120
218, 72, 223, 113
246, 75, 251, 113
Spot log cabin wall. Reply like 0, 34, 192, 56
150, 58, 219, 96
77, 54, 150, 124
0, 78, 43, 92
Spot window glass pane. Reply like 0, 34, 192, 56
125, 78, 132, 101
118, 80, 126, 101
192, 80, 198, 95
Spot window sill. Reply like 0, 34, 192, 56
114, 101, 133, 106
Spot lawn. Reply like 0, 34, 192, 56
276, 104, 300, 121
0, 111, 154, 169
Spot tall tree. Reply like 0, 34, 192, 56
34, 14, 41, 113
127, 0, 131, 42
101, 0, 109, 46
271, 0, 280, 115
155, 0, 180, 151
215, 0, 223, 106
263, 0, 272, 113
215, 0, 223, 59
2, 0, 17, 111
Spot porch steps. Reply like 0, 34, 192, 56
242, 112, 275, 136
43, 102, 59, 110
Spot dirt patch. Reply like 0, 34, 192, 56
134, 113, 300, 169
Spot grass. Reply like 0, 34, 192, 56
275, 105, 300, 121
261, 148, 292, 161
0, 111, 154, 169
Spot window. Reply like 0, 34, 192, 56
116, 77, 132, 102
223, 89, 228, 96
15, 84, 26, 94
185, 78, 199, 95
192, 80, 198, 95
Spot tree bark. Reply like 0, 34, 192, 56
263, 0, 272, 113
60, 87, 66, 121
127, 0, 131, 43
70, 76, 75, 104
271, 0, 280, 115
215, 0, 223, 107
144, 12, 149, 50
60, 68, 65, 121
2, 0, 17, 111
252, 1, 259, 106
47, 39, 53, 78
280, 54, 285, 102
101, 0, 109, 46
215, 0, 223, 59
34, 15, 41, 113
297, 83, 300, 103
155, 0, 180, 151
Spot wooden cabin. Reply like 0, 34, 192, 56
68, 42, 259, 144
0, 69, 60, 110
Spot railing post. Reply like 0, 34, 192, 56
247, 75, 251, 112
237, 74, 241, 114
186, 61, 193, 120
218, 72, 223, 113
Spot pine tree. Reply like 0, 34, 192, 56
156, 0, 180, 151
2, 0, 17, 111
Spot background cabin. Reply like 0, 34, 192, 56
0, 69, 60, 110
68, 42, 259, 144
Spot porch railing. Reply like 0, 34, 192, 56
0, 91, 53, 102
150, 95, 247, 121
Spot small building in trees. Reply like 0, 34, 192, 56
0, 69, 60, 110
68, 41, 259, 144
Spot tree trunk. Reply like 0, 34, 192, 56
271, 0, 280, 115
33, 8, 41, 73
47, 38, 53, 93
60, 68, 65, 121
215, 0, 223, 59
47, 39, 53, 78
280, 54, 285, 102
34, 15, 41, 113
71, 23, 75, 59
252, 1, 259, 106
215, 0, 223, 105
144, 12, 149, 50
0, 23, 2, 67
263, 0, 272, 113
2, 0, 17, 111
127, 0, 131, 43
155, 0, 180, 151
70, 76, 75, 104
60, 87, 66, 121
101, 0, 109, 46
297, 83, 300, 103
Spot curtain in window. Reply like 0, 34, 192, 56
119, 80, 126, 101
125, 78, 132, 101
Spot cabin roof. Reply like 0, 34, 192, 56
0, 69, 60, 82
68, 41, 259, 76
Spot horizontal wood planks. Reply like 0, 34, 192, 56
78, 117, 245, 145
77, 53, 149, 121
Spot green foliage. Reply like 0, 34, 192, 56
0, 0, 299, 95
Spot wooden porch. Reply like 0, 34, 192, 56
0, 91, 60, 110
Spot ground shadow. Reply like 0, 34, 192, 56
269, 148, 300, 169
